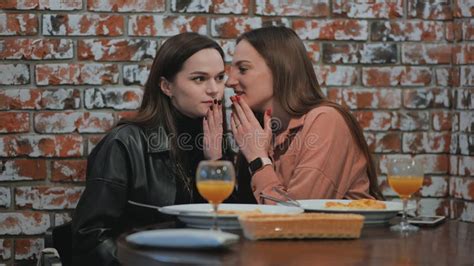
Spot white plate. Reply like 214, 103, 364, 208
159, 203, 303, 230
126, 229, 239, 249
296, 200, 414, 225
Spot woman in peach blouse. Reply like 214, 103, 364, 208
226, 26, 384, 203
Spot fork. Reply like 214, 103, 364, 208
272, 187, 302, 207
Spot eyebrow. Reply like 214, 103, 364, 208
189, 70, 226, 76
234, 60, 251, 65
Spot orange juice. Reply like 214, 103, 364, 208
197, 180, 234, 204
388, 175, 423, 198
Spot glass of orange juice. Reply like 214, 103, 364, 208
387, 157, 424, 233
196, 160, 235, 231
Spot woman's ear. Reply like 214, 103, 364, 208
160, 77, 173, 98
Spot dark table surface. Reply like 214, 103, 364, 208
117, 220, 474, 265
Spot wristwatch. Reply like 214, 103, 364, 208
248, 157, 272, 176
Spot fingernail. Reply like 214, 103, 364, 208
214, 99, 217, 104
236, 95, 241, 102
218, 100, 222, 105
210, 105, 213, 111
266, 108, 272, 116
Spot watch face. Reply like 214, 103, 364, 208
249, 158, 263, 172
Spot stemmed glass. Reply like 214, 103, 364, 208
196, 160, 236, 231
387, 157, 424, 233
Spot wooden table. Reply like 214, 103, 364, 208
117, 220, 474, 265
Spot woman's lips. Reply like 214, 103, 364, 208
235, 91, 245, 96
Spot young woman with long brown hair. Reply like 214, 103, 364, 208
72, 32, 228, 266
226, 26, 384, 203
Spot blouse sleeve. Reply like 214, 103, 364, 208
251, 108, 368, 203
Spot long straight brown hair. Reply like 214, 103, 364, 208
237, 27, 384, 200
119, 32, 226, 193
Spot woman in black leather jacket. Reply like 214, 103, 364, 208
71, 32, 255, 266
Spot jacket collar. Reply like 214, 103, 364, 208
145, 126, 171, 153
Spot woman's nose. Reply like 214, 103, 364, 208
225, 70, 238, 88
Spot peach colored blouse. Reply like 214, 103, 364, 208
252, 106, 373, 204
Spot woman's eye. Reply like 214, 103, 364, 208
192, 76, 205, 82
238, 67, 247, 74
216, 74, 225, 81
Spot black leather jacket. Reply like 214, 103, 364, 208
71, 123, 255, 266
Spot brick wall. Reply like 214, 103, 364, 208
0, 0, 473, 263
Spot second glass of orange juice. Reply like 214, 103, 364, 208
196, 160, 235, 231
387, 157, 424, 233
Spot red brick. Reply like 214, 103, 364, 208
210, 17, 261, 38
123, 64, 151, 86
78, 39, 158, 61
454, 0, 474, 18
455, 88, 474, 109
0, 112, 29, 133
303, 41, 320, 64
458, 156, 474, 176
314, 65, 357, 86
42, 14, 124, 36
0, 0, 37, 9
451, 177, 474, 200
450, 155, 459, 175
172, 0, 249, 14
432, 111, 457, 131
1, 0, 83, 10
393, 111, 430, 131
462, 20, 474, 40
0, 13, 38, 35
215, 39, 235, 63
129, 15, 207, 36
322, 43, 359, 64
293, 19, 368, 40
0, 159, 46, 181
408, 0, 452, 20
54, 213, 72, 226
88, 0, 165, 12
15, 186, 84, 210
333, 88, 401, 110
333, 0, 403, 18
0, 187, 11, 208
459, 201, 474, 222
0, 239, 12, 259
15, 238, 44, 260
420, 176, 449, 197
256, 0, 328, 17
0, 135, 83, 157
453, 44, 474, 64
403, 132, 451, 153
362, 66, 432, 87
459, 111, 473, 133
418, 198, 450, 217
0, 39, 73, 60
87, 135, 105, 154
85, 87, 143, 110
402, 44, 452, 64
461, 66, 474, 86
354, 111, 393, 131
360, 43, 397, 64
0, 212, 50, 235
35, 63, 119, 86
0, 88, 81, 110
435, 67, 460, 87
34, 111, 115, 133
403, 88, 451, 109
116, 111, 138, 122
0, 64, 30, 85
371, 21, 445, 41
446, 21, 463, 42
52, 160, 87, 182
458, 134, 474, 155
364, 132, 401, 153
